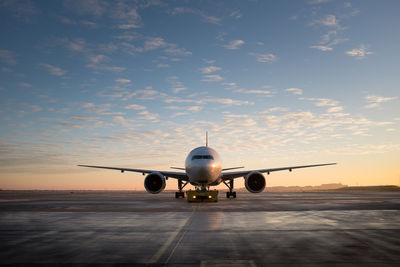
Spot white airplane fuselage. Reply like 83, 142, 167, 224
185, 146, 222, 186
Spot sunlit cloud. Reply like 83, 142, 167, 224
235, 88, 273, 96
137, 110, 159, 121
327, 106, 344, 113
201, 74, 223, 82
169, 7, 221, 24
310, 45, 332, 51
314, 15, 339, 27
364, 95, 397, 108
345, 45, 373, 59
302, 97, 338, 107
115, 78, 131, 83
224, 40, 245, 50
167, 76, 187, 93
38, 63, 67, 76
249, 53, 277, 63
113, 116, 131, 127
88, 54, 107, 64
204, 97, 252, 106
199, 66, 221, 73
286, 88, 303, 95
67, 38, 86, 52
124, 104, 146, 110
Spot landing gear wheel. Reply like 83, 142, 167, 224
175, 192, 185, 198
226, 192, 237, 198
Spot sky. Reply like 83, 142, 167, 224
0, 0, 399, 190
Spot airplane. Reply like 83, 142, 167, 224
78, 133, 336, 198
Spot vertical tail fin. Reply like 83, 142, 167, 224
206, 131, 208, 147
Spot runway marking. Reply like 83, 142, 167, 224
200, 260, 257, 267
148, 205, 198, 264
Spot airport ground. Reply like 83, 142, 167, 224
1, 190, 400, 266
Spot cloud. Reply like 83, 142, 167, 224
249, 53, 277, 63
20, 103, 42, 112
113, 116, 130, 127
327, 106, 344, 113
142, 37, 167, 51
156, 63, 169, 68
87, 63, 126, 73
204, 97, 251, 106
118, 24, 141, 29
316, 15, 339, 27
39, 63, 67, 76
187, 106, 202, 112
0, 0, 38, 21
64, 0, 106, 17
199, 66, 221, 73
124, 104, 146, 110
19, 82, 32, 87
201, 75, 223, 82
309, 45, 333, 51
81, 102, 95, 108
364, 95, 397, 108
0, 50, 17, 65
302, 97, 338, 107
169, 7, 220, 24
345, 45, 373, 59
224, 40, 245, 50
164, 45, 192, 56
137, 110, 159, 121
88, 54, 107, 64
67, 38, 86, 52
115, 78, 131, 84
229, 10, 242, 19
308, 0, 330, 4
167, 76, 187, 93
235, 89, 273, 95
286, 88, 303, 95
69, 115, 99, 122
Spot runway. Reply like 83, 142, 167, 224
1, 191, 400, 266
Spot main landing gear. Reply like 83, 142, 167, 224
175, 179, 188, 198
223, 179, 236, 198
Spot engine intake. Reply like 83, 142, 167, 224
144, 172, 166, 194
245, 171, 266, 193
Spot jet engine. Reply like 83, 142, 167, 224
144, 172, 166, 194
245, 171, 266, 193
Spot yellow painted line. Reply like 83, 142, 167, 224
148, 206, 197, 264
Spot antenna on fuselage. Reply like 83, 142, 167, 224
206, 131, 208, 147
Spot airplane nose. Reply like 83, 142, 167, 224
196, 165, 213, 183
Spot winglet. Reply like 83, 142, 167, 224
206, 131, 208, 147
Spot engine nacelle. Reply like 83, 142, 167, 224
245, 171, 266, 193
144, 172, 166, 194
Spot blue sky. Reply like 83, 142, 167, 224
1, 0, 399, 189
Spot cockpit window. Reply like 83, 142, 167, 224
192, 155, 214, 160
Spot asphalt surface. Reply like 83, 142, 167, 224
1, 191, 400, 266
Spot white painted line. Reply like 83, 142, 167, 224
148, 207, 197, 264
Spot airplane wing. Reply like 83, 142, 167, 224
221, 163, 336, 180
78, 165, 189, 180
